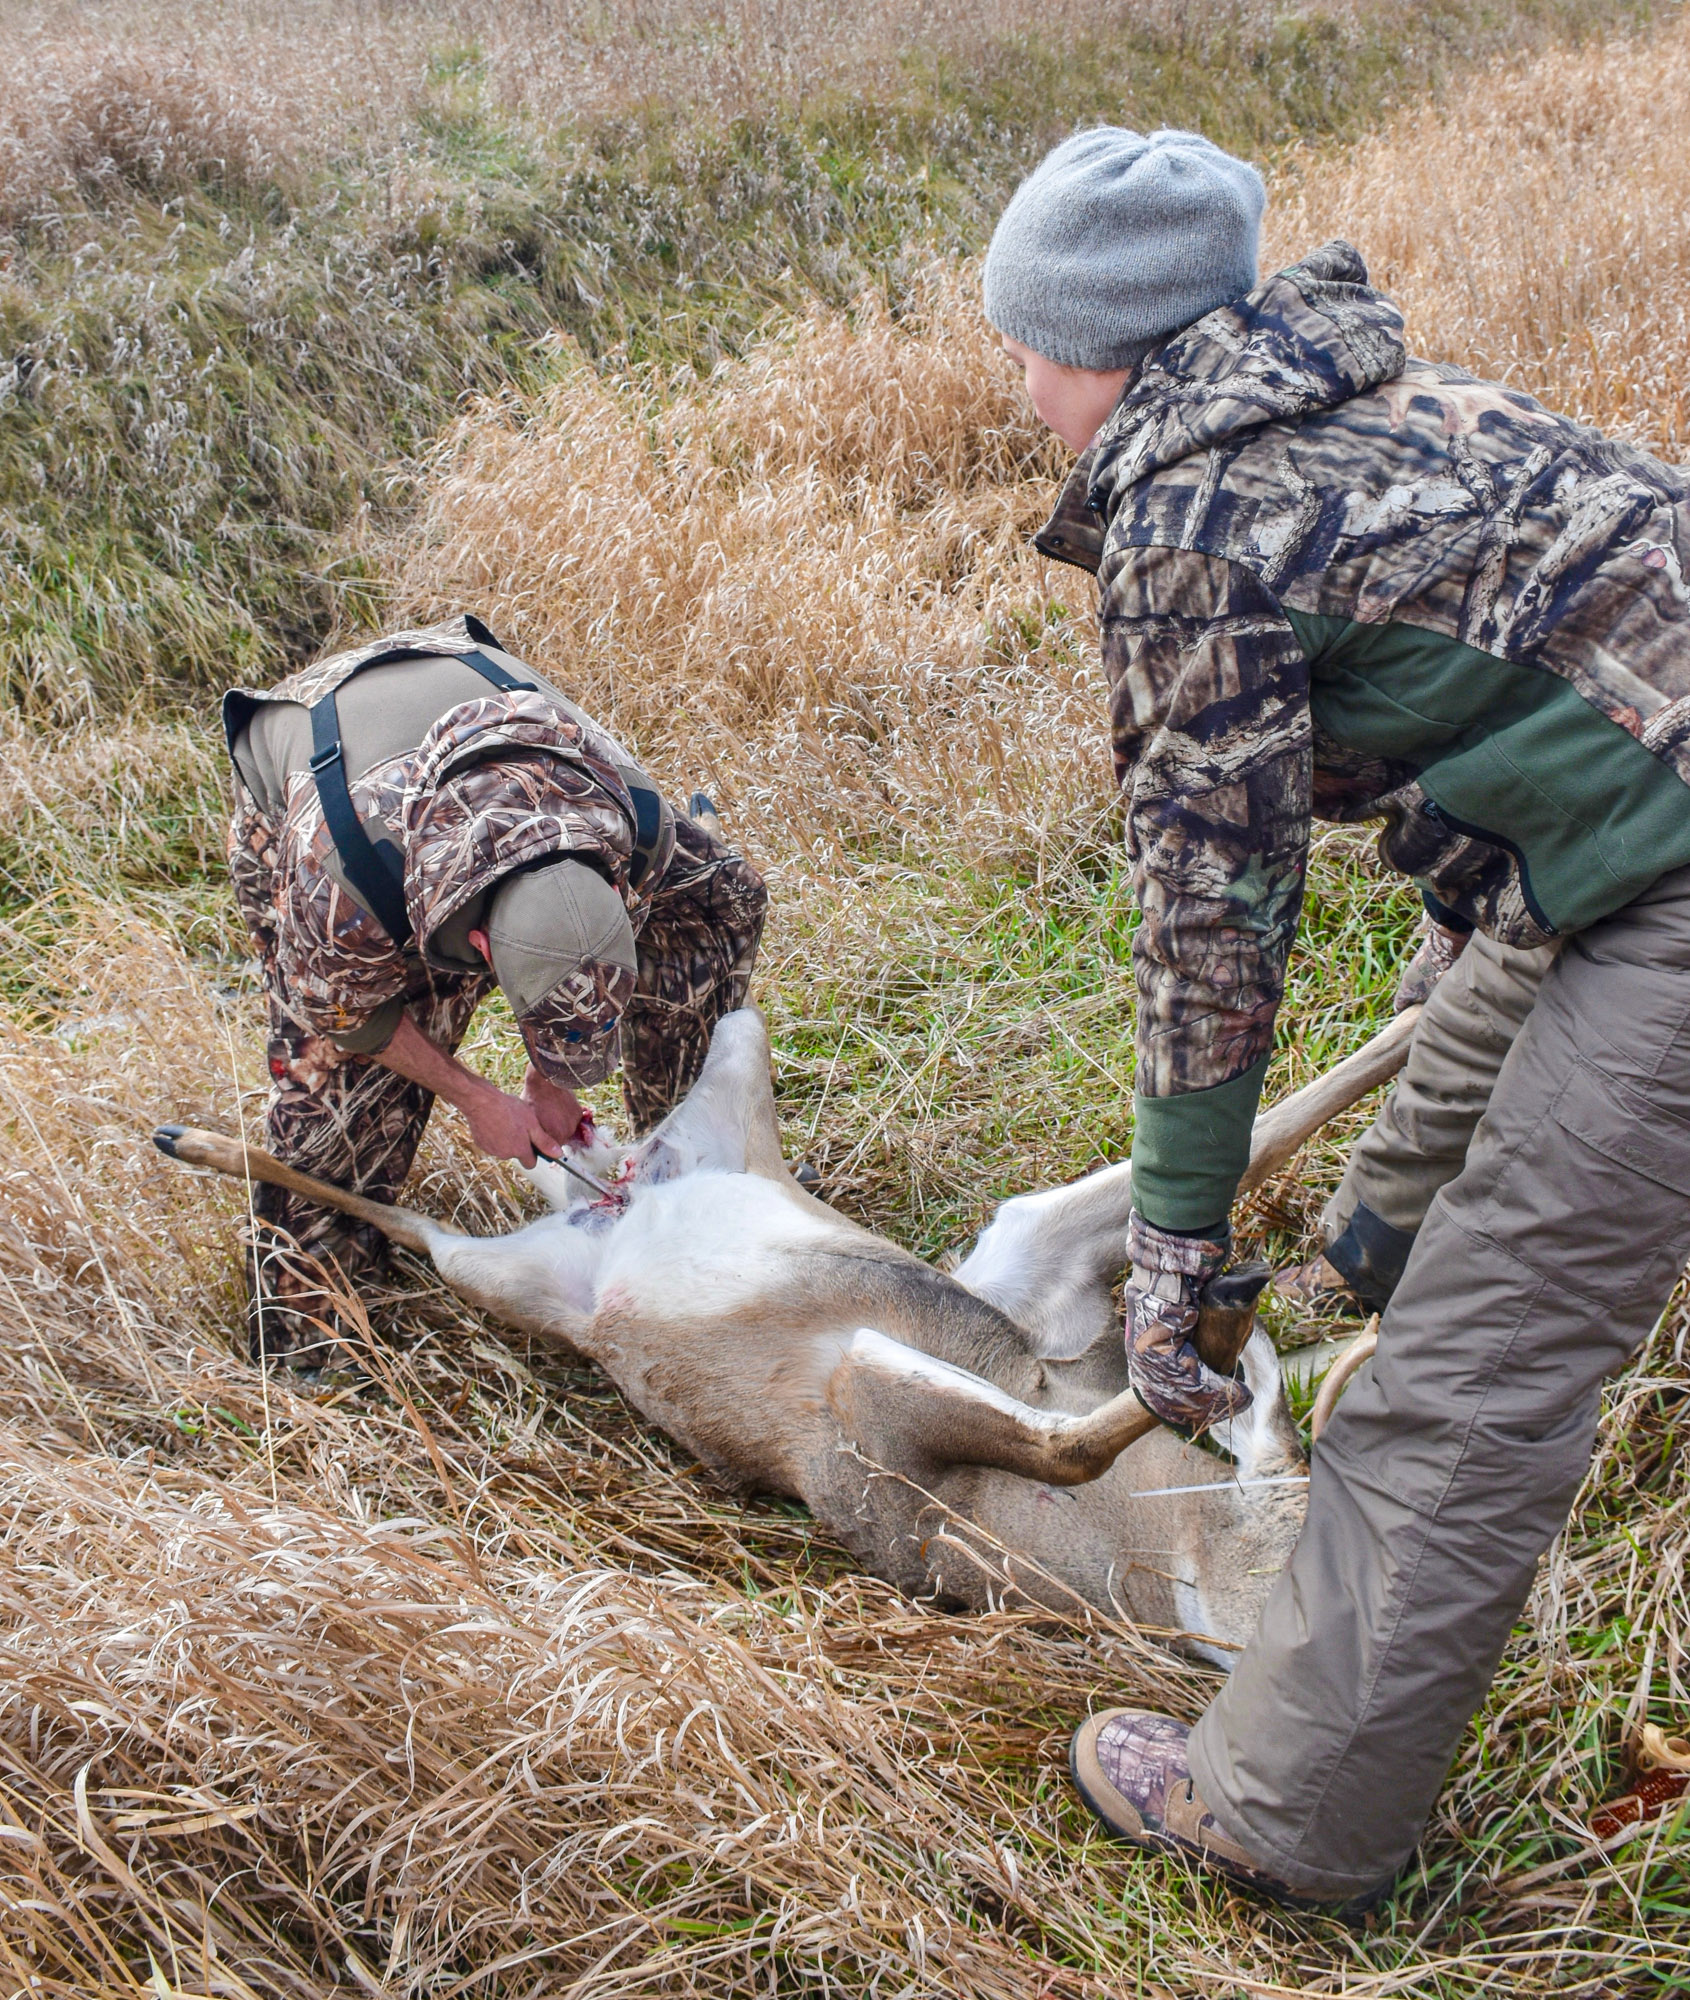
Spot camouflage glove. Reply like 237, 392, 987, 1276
1393, 917, 1470, 1013
1124, 1210, 1254, 1434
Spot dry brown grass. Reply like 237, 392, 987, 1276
394, 280, 1087, 865
0, 910, 1220, 1996
0, 0, 1321, 223
1263, 18, 1690, 454
1, 13, 1688, 1996
0, 890, 1683, 1988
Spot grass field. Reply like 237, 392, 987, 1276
1, 1, 1688, 1993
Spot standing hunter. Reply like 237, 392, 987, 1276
985, 128, 1690, 1906
224, 615, 766, 1366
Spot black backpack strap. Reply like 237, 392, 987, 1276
308, 691, 414, 947
305, 637, 666, 941
455, 646, 534, 695
620, 780, 664, 890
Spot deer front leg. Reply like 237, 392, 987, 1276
952, 1163, 1134, 1361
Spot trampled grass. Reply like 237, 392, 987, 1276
0, 3, 1687, 1995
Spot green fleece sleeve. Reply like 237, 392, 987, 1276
1130, 1055, 1272, 1230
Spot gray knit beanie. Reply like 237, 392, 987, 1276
983, 127, 1266, 370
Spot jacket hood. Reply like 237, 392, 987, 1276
1086, 240, 1407, 510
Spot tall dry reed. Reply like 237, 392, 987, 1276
1264, 21, 1690, 453
393, 9, 1690, 877
395, 280, 1097, 876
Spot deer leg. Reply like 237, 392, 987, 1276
951, 1163, 1134, 1361
633, 1007, 783, 1180
154, 1125, 452, 1257
953, 1008, 1424, 1359
827, 1327, 1158, 1487
155, 1123, 603, 1342
638, 1008, 848, 1227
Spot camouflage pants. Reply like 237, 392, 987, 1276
231, 791, 766, 1367
620, 811, 769, 1135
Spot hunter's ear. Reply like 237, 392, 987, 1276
468, 926, 492, 965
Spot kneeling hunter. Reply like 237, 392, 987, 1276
223, 614, 767, 1366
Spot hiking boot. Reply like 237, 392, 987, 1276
1070, 1707, 1390, 1914
1276, 1201, 1418, 1318
1273, 1250, 1356, 1309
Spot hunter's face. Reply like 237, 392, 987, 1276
1000, 336, 1132, 452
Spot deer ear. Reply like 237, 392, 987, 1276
826, 1328, 1158, 1487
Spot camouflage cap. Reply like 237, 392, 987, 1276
486, 858, 638, 1086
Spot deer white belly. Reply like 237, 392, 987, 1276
159, 1003, 1413, 1656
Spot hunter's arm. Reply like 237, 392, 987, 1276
1102, 544, 1313, 1228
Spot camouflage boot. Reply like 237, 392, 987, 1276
1070, 1708, 1392, 1915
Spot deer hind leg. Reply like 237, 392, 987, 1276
527, 1006, 792, 1213
951, 1162, 1134, 1360
154, 1125, 455, 1258
426, 1217, 604, 1347
827, 1326, 1157, 1486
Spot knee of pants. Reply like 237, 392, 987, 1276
1452, 1058, 1690, 1318
1322, 1370, 1603, 1542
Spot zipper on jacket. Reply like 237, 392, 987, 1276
1416, 795, 1557, 938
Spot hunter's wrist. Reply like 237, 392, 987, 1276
447, 1068, 508, 1116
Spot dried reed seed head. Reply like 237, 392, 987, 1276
393, 272, 1092, 879
1261, 27, 1690, 457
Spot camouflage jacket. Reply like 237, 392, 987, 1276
226, 617, 675, 1084
1035, 241, 1690, 1225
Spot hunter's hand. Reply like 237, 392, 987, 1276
1393, 918, 1469, 1013
461, 1079, 565, 1168
522, 1065, 586, 1149
1123, 1211, 1253, 1435
371, 1016, 571, 1167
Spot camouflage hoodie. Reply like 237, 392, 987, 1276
1036, 240, 1690, 1227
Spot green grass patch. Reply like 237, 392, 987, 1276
761, 822, 1423, 1263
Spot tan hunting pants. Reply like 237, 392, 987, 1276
1192, 864, 1690, 1894
1324, 929, 1558, 1244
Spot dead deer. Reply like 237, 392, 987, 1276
156, 1007, 1415, 1662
